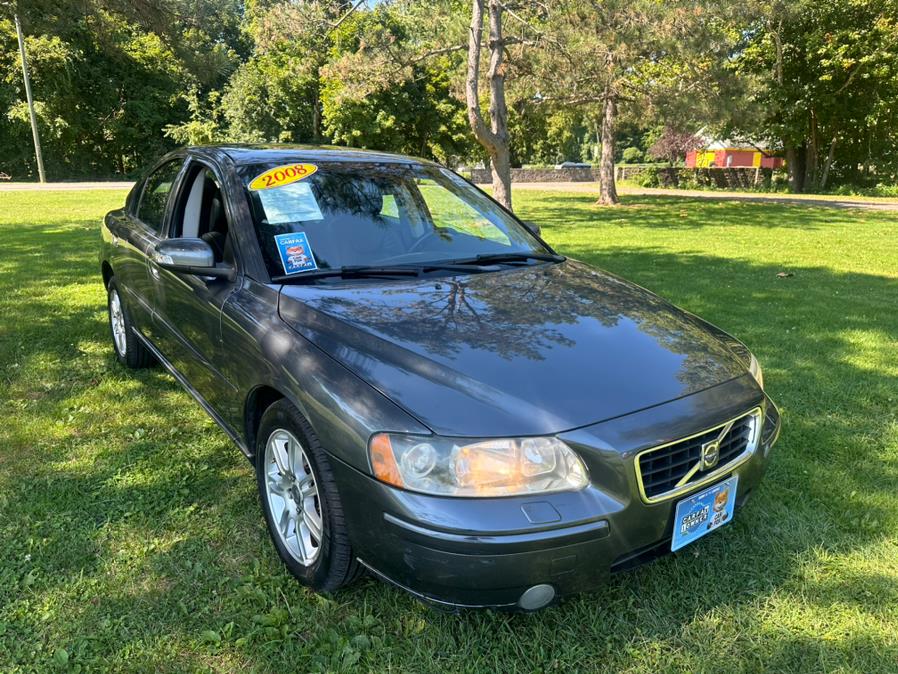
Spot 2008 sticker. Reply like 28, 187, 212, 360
249, 164, 318, 191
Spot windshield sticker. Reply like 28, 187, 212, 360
381, 194, 399, 218
249, 163, 318, 191
258, 181, 323, 224
274, 232, 318, 275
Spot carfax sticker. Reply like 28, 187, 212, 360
274, 232, 318, 275
250, 163, 318, 191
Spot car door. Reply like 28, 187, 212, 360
110, 158, 185, 331
148, 158, 240, 415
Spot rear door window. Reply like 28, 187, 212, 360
137, 160, 183, 233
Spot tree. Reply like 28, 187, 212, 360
465, 0, 512, 208
223, 0, 353, 144
733, 0, 898, 192
508, 105, 592, 166
318, 0, 537, 209
221, 50, 320, 143
0, 0, 243, 179
621, 146, 643, 164
648, 127, 701, 165
530, 0, 742, 205
214, 1, 475, 162
13, 0, 898, 195
320, 7, 474, 162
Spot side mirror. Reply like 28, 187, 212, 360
523, 221, 542, 236
153, 239, 235, 280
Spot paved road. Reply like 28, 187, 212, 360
0, 181, 134, 191
4, 180, 898, 211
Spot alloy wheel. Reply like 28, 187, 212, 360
263, 429, 323, 565
109, 289, 127, 356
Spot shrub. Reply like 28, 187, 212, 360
635, 166, 662, 187
621, 147, 644, 164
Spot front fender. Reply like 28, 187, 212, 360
222, 279, 430, 473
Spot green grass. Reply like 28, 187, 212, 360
615, 179, 898, 202
1, 189, 897, 673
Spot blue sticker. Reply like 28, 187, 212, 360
274, 232, 318, 275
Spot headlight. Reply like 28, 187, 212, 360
749, 353, 764, 389
368, 433, 589, 497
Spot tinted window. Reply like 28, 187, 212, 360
137, 160, 182, 233
125, 178, 144, 215
240, 161, 546, 279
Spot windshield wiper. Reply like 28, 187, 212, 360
271, 252, 565, 283
272, 265, 422, 284
446, 251, 566, 267
405, 252, 566, 274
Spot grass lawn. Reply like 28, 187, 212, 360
613, 180, 898, 203
1, 189, 896, 673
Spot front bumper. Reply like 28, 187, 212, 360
332, 376, 781, 609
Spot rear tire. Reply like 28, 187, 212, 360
107, 277, 154, 369
256, 400, 362, 592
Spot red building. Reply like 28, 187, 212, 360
686, 142, 784, 169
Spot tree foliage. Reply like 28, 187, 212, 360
524, 0, 743, 203
648, 127, 702, 165
733, 0, 898, 191
2, 0, 898, 195
319, 7, 472, 162
1, 0, 241, 179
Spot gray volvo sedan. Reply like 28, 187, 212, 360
100, 145, 780, 610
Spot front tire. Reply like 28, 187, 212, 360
107, 277, 153, 369
256, 400, 362, 592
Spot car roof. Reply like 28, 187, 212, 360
191, 144, 434, 167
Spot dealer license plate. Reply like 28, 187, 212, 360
671, 475, 738, 552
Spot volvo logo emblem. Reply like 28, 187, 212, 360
701, 440, 720, 470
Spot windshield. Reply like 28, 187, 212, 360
239, 161, 549, 279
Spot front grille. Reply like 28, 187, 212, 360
636, 409, 761, 502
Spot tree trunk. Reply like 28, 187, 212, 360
785, 144, 808, 193
591, 116, 601, 163
863, 126, 872, 178
804, 109, 819, 191
598, 89, 619, 205
819, 137, 836, 190
485, 0, 511, 208
803, 144, 816, 192
490, 142, 512, 209
465, 0, 512, 210
311, 85, 322, 142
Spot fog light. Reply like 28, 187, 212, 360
517, 584, 555, 610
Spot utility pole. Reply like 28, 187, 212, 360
14, 12, 46, 183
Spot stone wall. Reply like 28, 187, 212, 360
468, 165, 785, 188
468, 167, 597, 183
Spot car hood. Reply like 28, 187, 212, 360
278, 260, 748, 437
